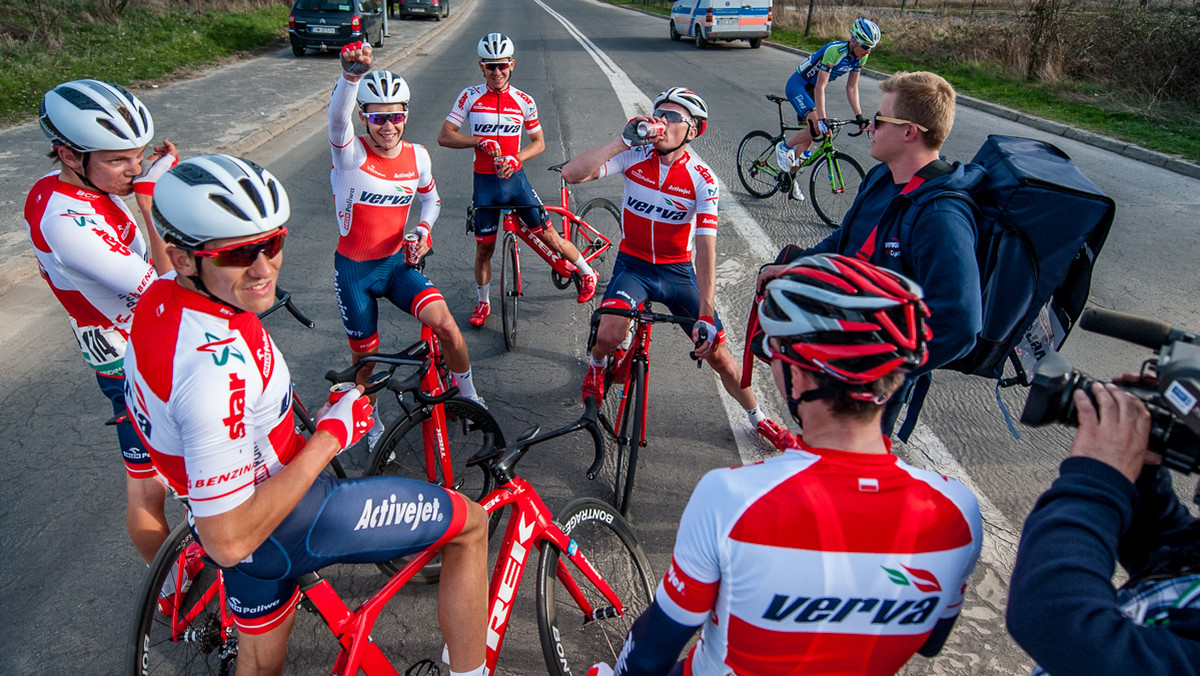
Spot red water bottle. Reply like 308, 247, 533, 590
637, 121, 665, 139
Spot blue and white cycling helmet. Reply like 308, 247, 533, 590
850, 18, 881, 48
357, 71, 411, 109
653, 87, 709, 137
478, 33, 514, 60
153, 154, 290, 250
39, 79, 154, 152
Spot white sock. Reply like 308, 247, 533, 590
452, 369, 477, 399
746, 406, 766, 426
590, 354, 609, 369
450, 665, 485, 676
574, 255, 594, 277
476, 284, 490, 303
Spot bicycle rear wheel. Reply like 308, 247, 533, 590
576, 198, 620, 280
612, 361, 644, 516
366, 398, 505, 580
736, 130, 783, 198
808, 150, 866, 228
536, 498, 655, 676
128, 522, 234, 675
500, 232, 519, 351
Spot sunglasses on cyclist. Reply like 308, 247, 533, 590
652, 109, 692, 125
481, 61, 511, 72
192, 228, 287, 267
364, 111, 408, 125
873, 112, 929, 133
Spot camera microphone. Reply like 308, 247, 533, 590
1079, 307, 1186, 349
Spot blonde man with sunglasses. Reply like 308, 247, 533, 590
759, 71, 985, 441
330, 42, 482, 445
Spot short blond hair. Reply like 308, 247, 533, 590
879, 71, 956, 149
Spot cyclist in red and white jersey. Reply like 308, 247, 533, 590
24, 79, 178, 565
125, 155, 488, 676
604, 254, 982, 676
561, 87, 784, 444
438, 33, 598, 327
330, 43, 481, 444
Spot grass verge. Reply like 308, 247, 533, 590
0, 3, 289, 128
610, 1, 1200, 163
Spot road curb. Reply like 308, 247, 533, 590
620, 4, 1200, 180
228, 0, 474, 156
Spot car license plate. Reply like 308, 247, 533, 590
717, 18, 736, 26
310, 25, 337, 34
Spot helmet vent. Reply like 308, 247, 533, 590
267, 180, 281, 213
58, 87, 104, 111
97, 118, 128, 142
237, 177, 267, 218
209, 194, 251, 222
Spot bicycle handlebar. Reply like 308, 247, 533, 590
258, 287, 315, 328
322, 339, 460, 404
592, 306, 708, 366
465, 398, 605, 483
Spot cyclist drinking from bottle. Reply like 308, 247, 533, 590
606, 254, 982, 676
125, 154, 488, 676
329, 42, 483, 445
438, 33, 599, 327
25, 79, 178, 566
561, 87, 788, 447
776, 17, 879, 200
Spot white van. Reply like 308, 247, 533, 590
670, 0, 772, 49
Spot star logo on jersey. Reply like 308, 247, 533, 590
882, 564, 942, 593
63, 209, 97, 228
198, 333, 245, 366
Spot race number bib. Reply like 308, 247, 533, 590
71, 319, 127, 375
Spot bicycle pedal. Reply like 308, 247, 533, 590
406, 658, 441, 676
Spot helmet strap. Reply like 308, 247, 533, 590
187, 256, 242, 313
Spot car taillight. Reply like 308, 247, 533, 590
705, 8, 713, 24
768, 8, 773, 22
431, 0, 439, 4
288, 13, 295, 28
352, 14, 361, 30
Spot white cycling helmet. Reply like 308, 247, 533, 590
653, 87, 709, 137
152, 154, 290, 250
357, 71, 411, 109
478, 32, 514, 60
39, 79, 154, 152
850, 18, 881, 49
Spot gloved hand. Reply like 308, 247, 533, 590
694, 316, 717, 349
316, 388, 374, 453
620, 118, 653, 147
855, 113, 869, 131
477, 138, 502, 157
133, 153, 178, 196
495, 155, 522, 178
809, 117, 830, 140
340, 41, 371, 76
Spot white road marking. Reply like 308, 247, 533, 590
534, 0, 1020, 578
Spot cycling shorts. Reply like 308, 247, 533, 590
333, 251, 444, 353
785, 72, 817, 122
471, 169, 550, 243
600, 252, 726, 344
99, 372, 153, 478
204, 472, 468, 634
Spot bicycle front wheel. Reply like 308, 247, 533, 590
127, 522, 234, 675
612, 361, 644, 516
808, 150, 866, 228
576, 197, 620, 280
500, 232, 519, 351
736, 130, 783, 198
536, 498, 656, 676
367, 398, 505, 579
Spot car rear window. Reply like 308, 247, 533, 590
295, 0, 352, 10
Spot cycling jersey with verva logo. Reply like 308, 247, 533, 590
599, 146, 719, 265
24, 172, 156, 375
445, 84, 540, 175
124, 279, 302, 518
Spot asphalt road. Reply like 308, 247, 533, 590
2, 0, 1199, 673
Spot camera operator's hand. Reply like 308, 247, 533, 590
1068, 382, 1152, 482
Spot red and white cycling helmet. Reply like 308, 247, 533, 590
357, 71, 411, 109
756, 253, 930, 386
653, 87, 708, 137
478, 33, 515, 60
153, 154, 290, 250
39, 79, 154, 152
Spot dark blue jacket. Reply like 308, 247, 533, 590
806, 160, 986, 377
1007, 457, 1200, 676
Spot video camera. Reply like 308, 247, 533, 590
1020, 307, 1200, 474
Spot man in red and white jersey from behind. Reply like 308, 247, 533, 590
24, 79, 178, 565
329, 42, 482, 447
562, 87, 781, 442
438, 32, 598, 327
124, 155, 488, 676
604, 254, 982, 676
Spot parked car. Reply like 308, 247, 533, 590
670, 0, 772, 49
390, 0, 449, 20
289, 0, 385, 57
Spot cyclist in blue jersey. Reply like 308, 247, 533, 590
775, 18, 879, 200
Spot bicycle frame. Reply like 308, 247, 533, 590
412, 324, 460, 490
607, 322, 652, 450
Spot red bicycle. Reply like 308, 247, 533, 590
466, 163, 619, 351
128, 400, 654, 675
